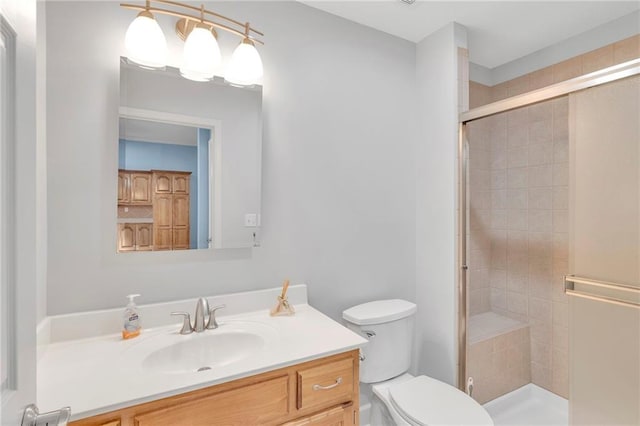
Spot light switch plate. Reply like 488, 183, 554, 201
244, 213, 257, 227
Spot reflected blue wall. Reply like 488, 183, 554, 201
119, 139, 198, 249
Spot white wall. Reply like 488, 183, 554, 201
46, 1, 417, 321
0, 0, 39, 421
36, 0, 47, 324
414, 23, 466, 386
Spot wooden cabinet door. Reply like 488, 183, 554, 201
117, 224, 136, 252
135, 223, 153, 251
172, 195, 190, 249
117, 172, 130, 204
172, 195, 189, 227
153, 173, 172, 193
154, 195, 172, 227
172, 229, 189, 250
172, 174, 189, 194
133, 375, 289, 426
130, 173, 151, 204
153, 195, 173, 250
154, 228, 172, 251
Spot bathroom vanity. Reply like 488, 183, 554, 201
70, 351, 359, 426
37, 286, 366, 425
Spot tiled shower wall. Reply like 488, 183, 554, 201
467, 118, 491, 316
466, 34, 640, 400
488, 98, 569, 398
466, 98, 569, 399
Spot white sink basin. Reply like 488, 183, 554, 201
127, 321, 279, 375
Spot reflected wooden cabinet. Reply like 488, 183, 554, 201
129, 173, 152, 204
135, 223, 153, 251
117, 223, 135, 252
117, 172, 130, 204
117, 223, 153, 252
117, 170, 190, 252
172, 174, 189, 194
69, 350, 359, 426
118, 171, 151, 206
152, 171, 191, 251
153, 172, 172, 194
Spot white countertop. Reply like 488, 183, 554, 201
116, 218, 153, 224
37, 303, 366, 421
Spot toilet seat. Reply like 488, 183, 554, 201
388, 375, 493, 426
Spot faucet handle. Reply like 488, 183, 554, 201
171, 311, 193, 334
206, 304, 226, 330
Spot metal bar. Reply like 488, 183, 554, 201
152, 0, 263, 36
460, 58, 640, 124
565, 275, 640, 294
565, 290, 640, 310
457, 122, 468, 392
564, 275, 640, 310
120, 3, 264, 44
151, 0, 264, 36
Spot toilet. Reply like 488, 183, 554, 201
343, 299, 493, 426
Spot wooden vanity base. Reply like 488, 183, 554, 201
70, 350, 359, 426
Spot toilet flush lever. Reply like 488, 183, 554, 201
362, 330, 376, 339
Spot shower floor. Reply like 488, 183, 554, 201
484, 383, 568, 426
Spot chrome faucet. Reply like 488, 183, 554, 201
171, 298, 225, 335
194, 297, 210, 332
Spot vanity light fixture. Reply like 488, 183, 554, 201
124, 2, 167, 69
225, 24, 264, 87
121, 0, 264, 85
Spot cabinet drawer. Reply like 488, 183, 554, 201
134, 375, 289, 426
297, 358, 354, 411
283, 404, 349, 426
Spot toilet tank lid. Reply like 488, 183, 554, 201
343, 299, 417, 325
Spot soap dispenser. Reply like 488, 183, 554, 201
122, 294, 142, 340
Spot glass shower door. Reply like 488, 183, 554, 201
568, 75, 640, 425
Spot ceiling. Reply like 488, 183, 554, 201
299, 1, 640, 69
119, 118, 198, 146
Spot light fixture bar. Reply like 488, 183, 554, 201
120, 1, 264, 44
151, 0, 263, 36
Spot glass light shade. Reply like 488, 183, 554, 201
225, 39, 264, 87
124, 11, 167, 69
180, 25, 221, 82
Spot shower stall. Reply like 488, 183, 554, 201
458, 58, 640, 424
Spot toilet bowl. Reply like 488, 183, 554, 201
371, 373, 493, 425
343, 300, 493, 426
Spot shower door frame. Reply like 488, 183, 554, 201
456, 57, 640, 391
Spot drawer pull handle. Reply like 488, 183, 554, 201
313, 377, 342, 391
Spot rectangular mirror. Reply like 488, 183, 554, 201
118, 60, 262, 252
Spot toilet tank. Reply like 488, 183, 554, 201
343, 299, 417, 383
